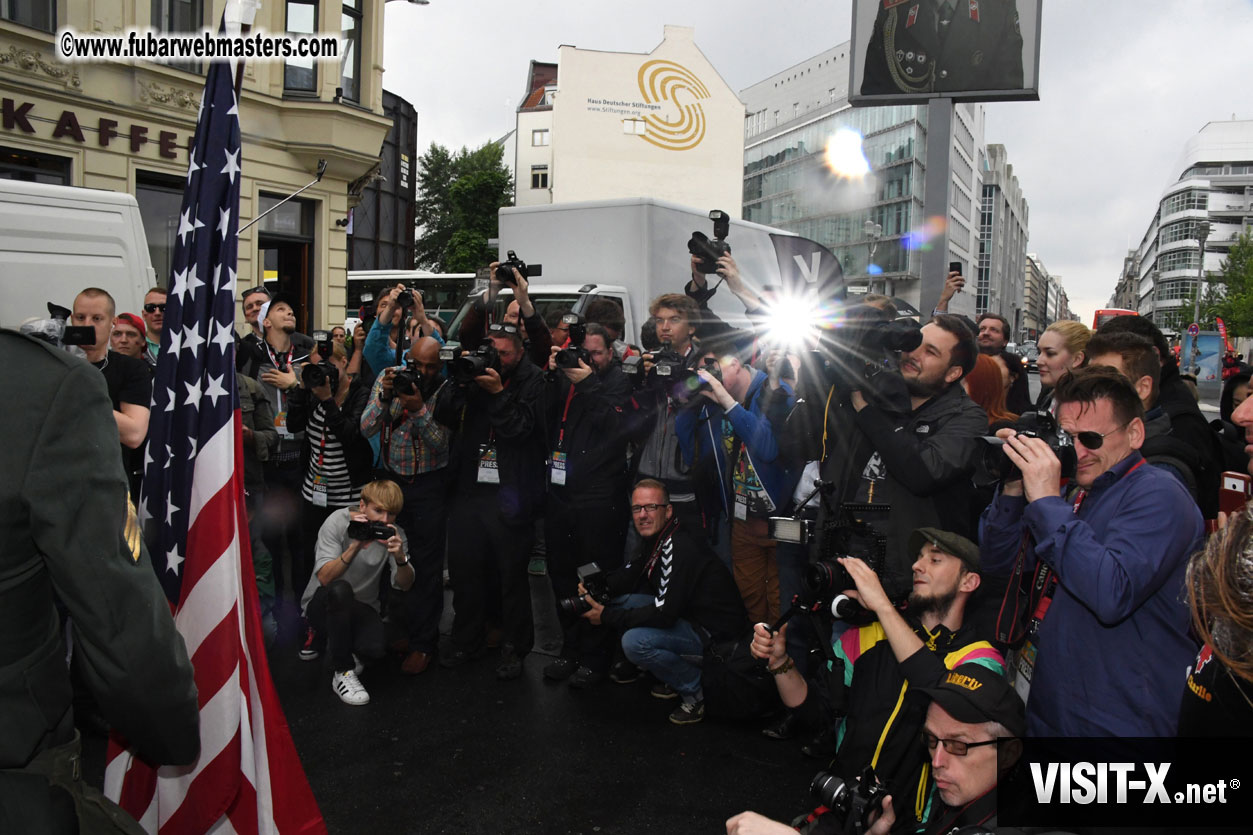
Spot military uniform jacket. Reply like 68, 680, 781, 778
0, 331, 198, 768
861, 0, 1024, 96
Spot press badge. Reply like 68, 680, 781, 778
1012, 637, 1037, 704
310, 476, 328, 507
734, 494, 748, 521
275, 410, 293, 438
550, 451, 568, 486
477, 443, 500, 484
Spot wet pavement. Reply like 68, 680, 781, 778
87, 575, 819, 834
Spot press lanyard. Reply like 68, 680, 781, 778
556, 385, 576, 449
643, 518, 679, 577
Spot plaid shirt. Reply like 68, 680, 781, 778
360, 368, 451, 478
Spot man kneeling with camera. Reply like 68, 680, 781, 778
748, 529, 1003, 831
579, 479, 747, 724
299, 479, 414, 705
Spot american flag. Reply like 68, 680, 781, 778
103, 49, 324, 835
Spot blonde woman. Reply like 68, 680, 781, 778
1035, 320, 1091, 412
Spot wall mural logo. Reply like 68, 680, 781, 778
636, 60, 710, 151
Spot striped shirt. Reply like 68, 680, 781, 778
359, 368, 451, 478
300, 401, 359, 506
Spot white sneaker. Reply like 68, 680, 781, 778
332, 670, 370, 706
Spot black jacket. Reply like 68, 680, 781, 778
286, 377, 374, 491
437, 356, 548, 525
788, 382, 988, 597
546, 362, 632, 504
1157, 364, 1223, 518
602, 520, 747, 640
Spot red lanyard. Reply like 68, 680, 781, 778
556, 385, 576, 449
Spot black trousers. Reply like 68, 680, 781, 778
260, 459, 305, 599
545, 491, 629, 672
447, 492, 534, 656
298, 501, 338, 601
387, 469, 449, 654
305, 580, 385, 673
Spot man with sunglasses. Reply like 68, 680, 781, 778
141, 287, 167, 368
435, 322, 548, 680
980, 366, 1203, 737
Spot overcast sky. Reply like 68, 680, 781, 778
381, 0, 1253, 324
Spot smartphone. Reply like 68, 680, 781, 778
1220, 471, 1252, 517
949, 261, 963, 276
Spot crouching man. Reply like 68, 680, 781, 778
300, 479, 414, 705
580, 479, 748, 725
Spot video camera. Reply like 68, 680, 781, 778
553, 313, 590, 369
346, 520, 395, 541
769, 497, 899, 625
796, 304, 922, 415
981, 411, 1077, 483
810, 766, 889, 835
557, 562, 610, 616
621, 343, 722, 399
439, 341, 501, 385
496, 250, 541, 286
688, 209, 731, 275
21, 302, 96, 349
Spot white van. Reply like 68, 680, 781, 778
0, 180, 156, 329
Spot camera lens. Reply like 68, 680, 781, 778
810, 772, 849, 810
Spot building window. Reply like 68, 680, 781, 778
623, 119, 647, 135
0, 146, 70, 183
2, 0, 54, 31
136, 173, 185, 288
285, 0, 317, 93
532, 129, 550, 147
1160, 188, 1208, 216
151, 0, 204, 73
530, 165, 549, 190
339, 0, 362, 102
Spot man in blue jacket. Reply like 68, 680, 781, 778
980, 366, 1203, 737
691, 349, 797, 625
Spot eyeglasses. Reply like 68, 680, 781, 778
630, 503, 669, 514
1068, 420, 1131, 450
143, 303, 167, 313
920, 731, 999, 757
488, 323, 519, 335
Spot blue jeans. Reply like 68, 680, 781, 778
613, 593, 705, 702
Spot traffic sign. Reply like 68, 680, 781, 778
1188, 323, 1200, 336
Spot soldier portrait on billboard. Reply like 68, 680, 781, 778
860, 0, 1024, 97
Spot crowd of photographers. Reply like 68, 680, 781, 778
25, 237, 1253, 833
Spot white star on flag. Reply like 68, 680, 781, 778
221, 147, 241, 183
182, 324, 206, 356
166, 501, 179, 526
204, 373, 228, 407
218, 207, 231, 240
177, 208, 204, 245
165, 545, 183, 574
211, 321, 235, 352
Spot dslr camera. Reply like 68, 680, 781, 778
557, 563, 610, 616
301, 358, 341, 392
554, 313, 591, 369
346, 519, 395, 541
810, 766, 889, 835
981, 410, 1077, 483
687, 209, 731, 275
440, 341, 501, 385
392, 358, 421, 398
496, 250, 542, 286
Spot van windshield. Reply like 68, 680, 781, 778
446, 290, 582, 341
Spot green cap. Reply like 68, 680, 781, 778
908, 527, 980, 572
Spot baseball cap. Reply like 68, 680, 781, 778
908, 527, 980, 571
115, 312, 146, 339
917, 664, 1026, 737
259, 293, 298, 329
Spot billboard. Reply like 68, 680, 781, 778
848, 0, 1042, 104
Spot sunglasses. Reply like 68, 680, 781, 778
920, 731, 999, 757
143, 303, 167, 313
1067, 420, 1131, 450
488, 323, 520, 335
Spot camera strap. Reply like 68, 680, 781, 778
555, 384, 576, 450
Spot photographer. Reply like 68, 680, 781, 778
980, 366, 1203, 737
685, 252, 767, 351
360, 337, 452, 675
286, 339, 373, 647
457, 261, 552, 368
624, 293, 720, 539
541, 323, 633, 687
695, 350, 797, 626
299, 480, 413, 706
751, 528, 1002, 831
786, 314, 987, 596
435, 323, 547, 680
364, 285, 444, 383
580, 479, 747, 725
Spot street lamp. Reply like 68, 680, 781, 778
1190, 220, 1211, 375
864, 218, 883, 293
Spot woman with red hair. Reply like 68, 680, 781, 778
963, 353, 1017, 430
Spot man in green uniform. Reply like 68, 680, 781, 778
0, 329, 199, 833
861, 0, 1023, 96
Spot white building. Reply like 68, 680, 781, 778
739, 42, 999, 314
978, 145, 1029, 334
1131, 120, 1253, 332
512, 26, 745, 213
